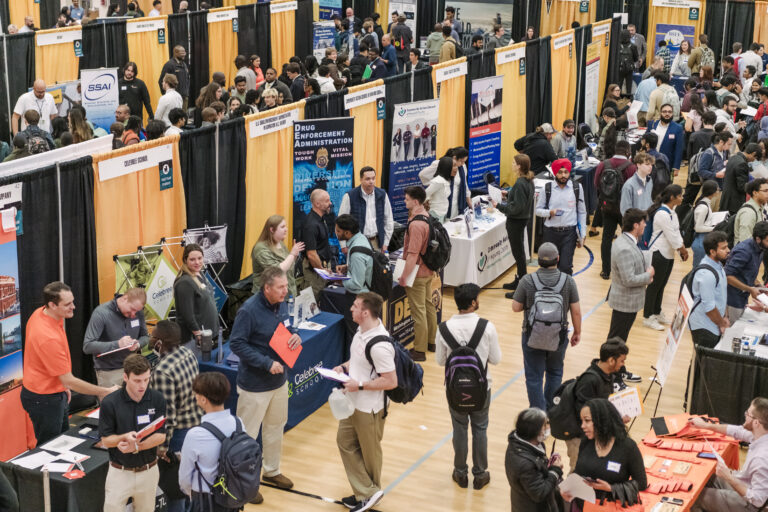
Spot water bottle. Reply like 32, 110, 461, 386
287, 295, 295, 325
200, 328, 213, 362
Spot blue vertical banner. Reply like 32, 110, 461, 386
468, 75, 503, 189
388, 99, 440, 223
292, 118, 354, 245
318, 0, 342, 20
80, 68, 119, 134
313, 21, 337, 60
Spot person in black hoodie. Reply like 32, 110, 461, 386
505, 407, 564, 512
348, 43, 370, 86
564, 338, 629, 473
514, 124, 558, 175
119, 61, 154, 121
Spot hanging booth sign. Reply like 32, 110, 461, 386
553, 33, 574, 50
318, 0, 341, 19
651, 0, 700, 8
435, 61, 468, 83
579, 1, 589, 13
98, 143, 174, 182
207, 9, 238, 23
81, 68, 119, 134
126, 18, 166, 33
271, 1, 298, 13
249, 109, 300, 138
496, 46, 525, 66
36, 28, 82, 46
73, 40, 83, 57
343, 85, 385, 111
468, 76, 503, 189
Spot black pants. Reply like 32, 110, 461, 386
0, 471, 18, 512
20, 387, 68, 446
619, 70, 634, 96
542, 226, 578, 275
591, 207, 603, 229
608, 310, 638, 342
506, 218, 528, 278
691, 329, 721, 349
190, 491, 239, 512
644, 251, 674, 318
601, 211, 621, 275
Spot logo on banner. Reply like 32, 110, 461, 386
159, 160, 173, 190
569, 42, 573, 59
84, 73, 116, 101
73, 40, 83, 57
689, 7, 699, 19
377, 98, 386, 120
519, 57, 526, 75
158, 28, 166, 44
477, 252, 487, 272
580, 0, 589, 13
232, 18, 239, 32
144, 256, 177, 320
546, 0, 553, 14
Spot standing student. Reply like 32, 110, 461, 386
725, 222, 768, 322
435, 284, 501, 490
690, 180, 719, 268
688, 231, 730, 348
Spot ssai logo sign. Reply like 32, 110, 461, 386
84, 73, 116, 101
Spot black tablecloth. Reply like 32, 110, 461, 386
689, 346, 768, 425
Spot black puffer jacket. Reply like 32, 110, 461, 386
505, 431, 564, 512
514, 132, 558, 174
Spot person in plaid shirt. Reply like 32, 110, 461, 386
150, 320, 202, 512
655, 40, 672, 74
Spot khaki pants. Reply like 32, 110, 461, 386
565, 437, 581, 474
237, 382, 288, 477
103, 464, 159, 512
692, 475, 760, 511
337, 409, 386, 501
302, 258, 327, 297
404, 275, 437, 352
366, 236, 380, 251
95, 368, 124, 388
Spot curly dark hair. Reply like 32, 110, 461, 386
584, 398, 626, 447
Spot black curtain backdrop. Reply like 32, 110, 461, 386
0, 4, 9, 35
513, 0, 542, 42
416, 0, 439, 44
169, 12, 210, 101
355, 0, 376, 21
465, 49, 497, 146
0, 33, 35, 143
525, 36, 552, 132
606, 15, 622, 98
80, 20, 129, 72
254, 2, 272, 72
179, 122, 247, 286
40, 0, 60, 30
704, 0, 755, 65
237, 4, 259, 60
573, 25, 591, 125
295, 0, 313, 61
304, 89, 347, 119
625, 0, 648, 40
596, 0, 624, 23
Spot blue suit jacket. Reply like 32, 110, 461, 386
646, 120, 684, 171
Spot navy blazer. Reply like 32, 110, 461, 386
646, 120, 684, 171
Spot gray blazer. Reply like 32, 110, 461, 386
608, 232, 652, 313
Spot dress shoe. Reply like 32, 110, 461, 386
263, 473, 293, 489
505, 291, 515, 299
427, 343, 436, 352
452, 469, 468, 488
408, 348, 426, 361
473, 472, 491, 490
588, 229, 600, 237
249, 492, 264, 504
502, 277, 520, 290
600, 271, 610, 280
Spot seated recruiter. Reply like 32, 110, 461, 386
334, 214, 374, 342
300, 189, 334, 296
21, 282, 118, 445
690, 397, 768, 512
562, 398, 647, 511
173, 243, 220, 357
251, 214, 304, 297
338, 166, 394, 252
83, 288, 150, 387
99, 355, 167, 512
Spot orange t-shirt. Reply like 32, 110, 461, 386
23, 307, 71, 395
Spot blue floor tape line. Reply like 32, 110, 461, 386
573, 245, 594, 276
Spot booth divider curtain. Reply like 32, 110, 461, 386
704, 0, 755, 64
39, 0, 60, 32
525, 35, 552, 132
92, 136, 187, 303
465, 50, 496, 146
127, 17, 169, 126
606, 15, 622, 98
540, 0, 595, 38
0, 4, 9, 34
236, 5, 259, 59
625, 0, 648, 45
304, 89, 347, 119
346, 80, 385, 187
756, 2, 768, 45
573, 25, 591, 126
591, 20, 612, 112
138, 0, 174, 14
295, 0, 313, 62
253, 2, 272, 71
355, 0, 376, 20
179, 120, 247, 285
596, 0, 624, 23
549, 30, 577, 130
80, 19, 129, 72
271, 0, 297, 74
376, 0, 390, 28
0, 33, 36, 144
513, 0, 541, 42
169, 11, 210, 106
10, 0, 39, 29
208, 8, 239, 87
646, 1, 706, 67
495, 43, 527, 187
240, 102, 305, 278
35, 26, 82, 85
432, 58, 467, 157
416, 0, 439, 44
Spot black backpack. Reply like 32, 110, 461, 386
365, 335, 424, 415
196, 418, 262, 509
680, 200, 708, 248
548, 367, 601, 440
447, 39, 464, 58
619, 43, 635, 75
348, 243, 392, 298
598, 159, 631, 213
687, 147, 711, 186
679, 263, 720, 314
713, 203, 757, 248
650, 156, 671, 199
408, 214, 452, 271
439, 318, 489, 412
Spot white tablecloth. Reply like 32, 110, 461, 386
442, 211, 518, 287
714, 308, 768, 358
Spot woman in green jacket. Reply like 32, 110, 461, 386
251, 215, 304, 297
491, 154, 535, 298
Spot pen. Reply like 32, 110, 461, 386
75, 460, 84, 472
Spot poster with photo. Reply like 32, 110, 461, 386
388, 99, 440, 223
184, 226, 228, 265
0, 209, 21, 394
468, 75, 503, 188
656, 286, 693, 387
451, 0, 513, 38
313, 21, 337, 60
654, 23, 695, 59
389, 0, 417, 34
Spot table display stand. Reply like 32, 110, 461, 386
629, 365, 664, 433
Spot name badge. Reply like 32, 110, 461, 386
130, 319, 139, 328
137, 414, 150, 425
121, 85, 127, 90
284, 319, 290, 327
637, 189, 643, 195
668, 134, 675, 139
607, 461, 621, 472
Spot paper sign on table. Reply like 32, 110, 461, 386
393, 259, 418, 287
316, 367, 351, 383
41, 435, 86, 453
487, 185, 503, 204
559, 473, 596, 503
56, 451, 90, 463
11, 451, 58, 469
63, 469, 86, 480
609, 387, 643, 419
42, 462, 74, 473
269, 322, 302, 368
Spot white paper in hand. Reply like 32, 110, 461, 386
393, 259, 418, 287
488, 185, 503, 204
317, 367, 351, 383
560, 473, 597, 503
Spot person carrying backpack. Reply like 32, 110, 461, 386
733, 178, 768, 246
332, 292, 397, 512
439, 24, 461, 63
179, 372, 261, 511
618, 29, 639, 96
511, 243, 582, 411
435, 284, 501, 491
687, 231, 730, 348
688, 180, 719, 268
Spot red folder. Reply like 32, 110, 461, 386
136, 416, 165, 440
269, 322, 302, 368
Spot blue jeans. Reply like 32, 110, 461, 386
521, 331, 568, 411
692, 233, 706, 269
167, 428, 191, 512
449, 396, 490, 476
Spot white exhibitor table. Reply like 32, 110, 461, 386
442, 210, 519, 287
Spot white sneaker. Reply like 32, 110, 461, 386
643, 316, 665, 331
352, 490, 384, 512
655, 313, 671, 325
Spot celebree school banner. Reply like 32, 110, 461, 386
81, 68, 119, 134
387, 99, 440, 223
468, 76, 503, 189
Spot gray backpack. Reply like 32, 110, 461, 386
526, 272, 568, 351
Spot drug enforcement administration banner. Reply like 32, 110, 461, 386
468, 76, 503, 189
388, 99, 440, 223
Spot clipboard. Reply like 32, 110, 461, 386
269, 322, 302, 368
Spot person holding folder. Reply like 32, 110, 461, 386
229, 266, 302, 505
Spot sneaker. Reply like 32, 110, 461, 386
249, 492, 264, 504
589, 229, 600, 237
262, 473, 293, 489
408, 348, 426, 362
351, 490, 384, 512
599, 271, 610, 280
655, 313, 671, 325
341, 495, 359, 509
643, 316, 664, 331
452, 469, 468, 488
473, 471, 491, 490
622, 371, 642, 383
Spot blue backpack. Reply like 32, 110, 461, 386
638, 205, 672, 250
365, 335, 424, 416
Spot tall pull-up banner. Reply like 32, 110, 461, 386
81, 68, 120, 134
468, 76, 503, 189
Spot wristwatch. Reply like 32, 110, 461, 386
358, 383, 364, 391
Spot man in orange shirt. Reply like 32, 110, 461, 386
398, 186, 437, 362
21, 282, 119, 445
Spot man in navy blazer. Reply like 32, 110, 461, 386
646, 103, 684, 177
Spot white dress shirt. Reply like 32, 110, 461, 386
338, 187, 394, 247
155, 89, 183, 126
650, 205, 683, 259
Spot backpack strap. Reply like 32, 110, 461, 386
551, 272, 568, 294
199, 421, 227, 442
348, 243, 375, 288
544, 181, 552, 209
530, 271, 544, 291
438, 322, 460, 351
364, 335, 392, 375
467, 318, 489, 351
